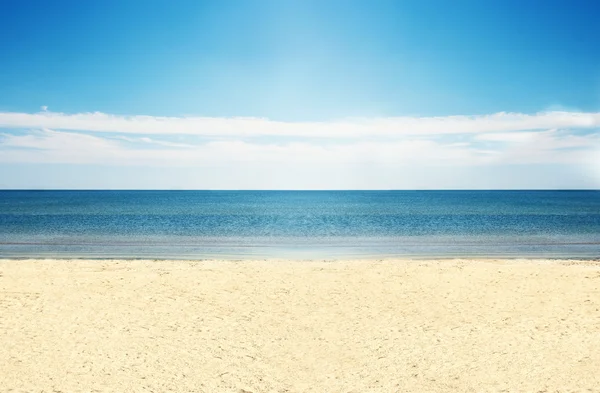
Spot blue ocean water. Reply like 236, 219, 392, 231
0, 190, 599, 259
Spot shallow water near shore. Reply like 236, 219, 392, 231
1, 190, 599, 259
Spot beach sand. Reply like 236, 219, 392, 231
1, 259, 600, 392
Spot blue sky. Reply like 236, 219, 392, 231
0, 0, 599, 189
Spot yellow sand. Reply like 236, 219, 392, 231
1, 259, 600, 392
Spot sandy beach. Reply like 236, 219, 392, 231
1, 259, 599, 392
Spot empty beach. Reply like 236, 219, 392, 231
1, 258, 600, 392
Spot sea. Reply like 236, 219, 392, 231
0, 190, 599, 259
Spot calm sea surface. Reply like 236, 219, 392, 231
1, 190, 599, 259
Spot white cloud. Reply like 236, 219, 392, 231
0, 110, 598, 138
0, 129, 123, 164
0, 129, 483, 166
115, 135, 196, 148
1, 128, 117, 150
0, 110, 599, 188
476, 131, 550, 143
0, 127, 597, 169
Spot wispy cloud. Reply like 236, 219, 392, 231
0, 127, 597, 168
0, 128, 482, 166
0, 110, 598, 138
0, 111, 598, 185
481, 130, 599, 165
476, 129, 599, 149
114, 135, 196, 148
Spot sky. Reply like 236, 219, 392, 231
0, 0, 599, 189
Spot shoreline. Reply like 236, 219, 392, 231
2, 256, 600, 264
2, 258, 600, 391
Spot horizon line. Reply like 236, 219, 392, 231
1, 188, 598, 192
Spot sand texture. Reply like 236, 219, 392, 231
1, 258, 600, 392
